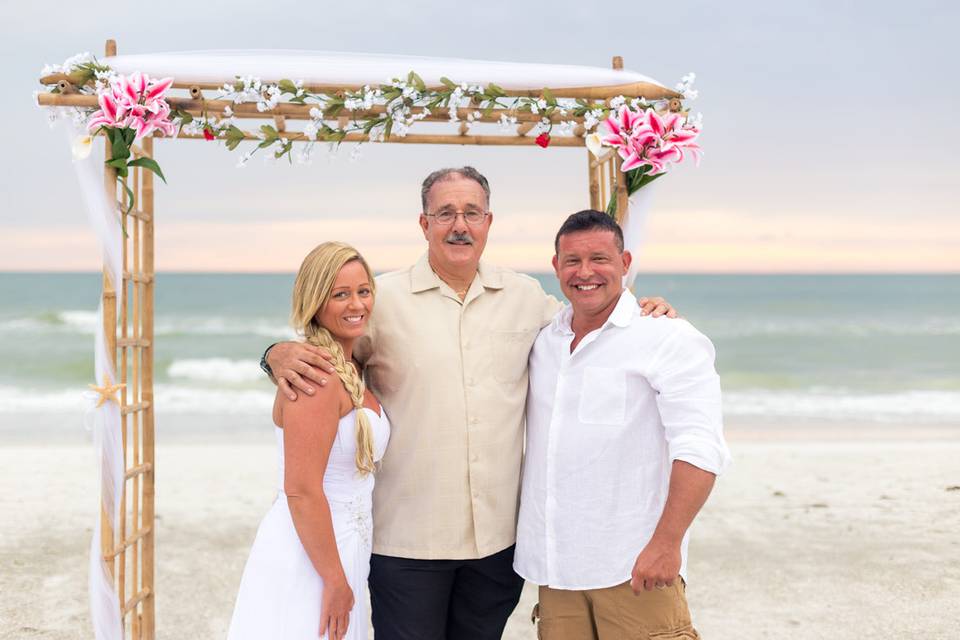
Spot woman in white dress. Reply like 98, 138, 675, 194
228, 242, 390, 640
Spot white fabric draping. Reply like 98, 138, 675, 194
104, 50, 670, 91
59, 113, 125, 640
622, 183, 657, 290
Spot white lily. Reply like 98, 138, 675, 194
585, 132, 605, 159
71, 134, 93, 160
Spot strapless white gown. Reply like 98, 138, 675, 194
227, 407, 390, 640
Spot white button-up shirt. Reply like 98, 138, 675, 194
514, 289, 731, 590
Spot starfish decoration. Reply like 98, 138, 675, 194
88, 377, 126, 408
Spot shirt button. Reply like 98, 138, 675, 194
473, 491, 480, 499
466, 378, 475, 386
470, 417, 480, 425
470, 453, 479, 462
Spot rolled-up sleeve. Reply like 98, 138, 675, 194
648, 321, 731, 476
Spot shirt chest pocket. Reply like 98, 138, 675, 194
489, 329, 538, 383
578, 366, 627, 425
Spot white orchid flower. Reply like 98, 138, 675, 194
71, 134, 93, 161
585, 132, 605, 159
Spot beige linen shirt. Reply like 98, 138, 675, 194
357, 253, 560, 559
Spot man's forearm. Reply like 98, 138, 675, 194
650, 460, 716, 544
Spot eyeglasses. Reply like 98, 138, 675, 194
424, 209, 489, 225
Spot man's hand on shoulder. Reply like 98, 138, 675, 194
638, 296, 679, 318
266, 342, 337, 401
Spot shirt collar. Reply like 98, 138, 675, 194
409, 252, 503, 293
551, 288, 637, 335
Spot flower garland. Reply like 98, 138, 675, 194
40, 53, 703, 212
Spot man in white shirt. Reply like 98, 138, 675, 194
515, 209, 731, 639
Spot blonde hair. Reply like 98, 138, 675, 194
291, 242, 377, 475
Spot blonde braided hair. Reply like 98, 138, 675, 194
291, 242, 376, 475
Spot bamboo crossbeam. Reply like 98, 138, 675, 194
119, 208, 152, 223
38, 73, 681, 100
105, 525, 152, 560
122, 271, 154, 284
124, 463, 152, 480
516, 122, 536, 137
121, 402, 151, 416
36, 92, 598, 125
178, 129, 586, 147
589, 151, 615, 169
117, 338, 151, 348
122, 587, 152, 616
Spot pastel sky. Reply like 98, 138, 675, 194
2, 1, 957, 273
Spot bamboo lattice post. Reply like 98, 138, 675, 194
96, 37, 156, 639
588, 150, 601, 210
101, 38, 119, 597
611, 56, 630, 224
140, 135, 156, 640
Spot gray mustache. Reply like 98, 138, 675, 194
445, 232, 474, 244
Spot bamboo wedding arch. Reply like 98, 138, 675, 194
37, 39, 684, 639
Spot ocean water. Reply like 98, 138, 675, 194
1, 272, 958, 426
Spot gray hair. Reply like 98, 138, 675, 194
420, 166, 491, 212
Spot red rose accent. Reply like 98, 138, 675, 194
535, 133, 551, 148
203, 127, 215, 141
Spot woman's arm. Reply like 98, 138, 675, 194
279, 386, 355, 638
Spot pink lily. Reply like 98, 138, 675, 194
143, 77, 174, 102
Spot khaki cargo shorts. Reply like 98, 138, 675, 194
532, 579, 700, 640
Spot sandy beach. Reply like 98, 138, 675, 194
2, 419, 959, 640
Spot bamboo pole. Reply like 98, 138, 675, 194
131, 165, 142, 640
118, 167, 129, 624
587, 150, 600, 210
100, 35, 119, 604
39, 72, 682, 101
140, 134, 156, 640
179, 130, 586, 147
35, 92, 595, 125
614, 154, 629, 223
611, 57, 631, 224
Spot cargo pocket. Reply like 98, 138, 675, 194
648, 624, 700, 639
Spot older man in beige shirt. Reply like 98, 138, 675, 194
265, 167, 675, 640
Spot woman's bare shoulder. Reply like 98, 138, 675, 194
274, 380, 351, 427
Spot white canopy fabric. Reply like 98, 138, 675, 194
104, 50, 670, 91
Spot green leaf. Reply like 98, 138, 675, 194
542, 87, 556, 105
105, 157, 128, 170
128, 157, 168, 183
440, 76, 456, 89
486, 83, 505, 98
278, 79, 298, 94
259, 124, 278, 141
123, 182, 136, 214
383, 119, 393, 139
410, 71, 426, 92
